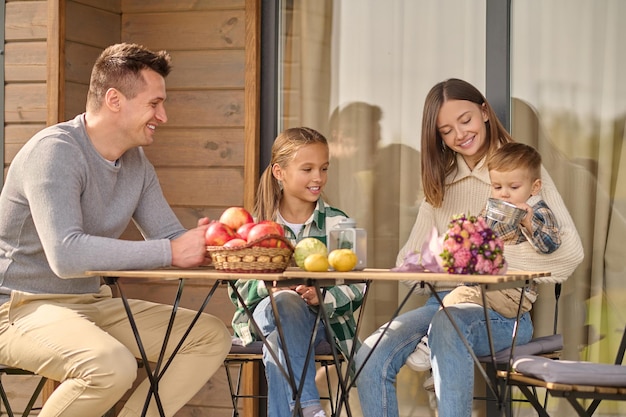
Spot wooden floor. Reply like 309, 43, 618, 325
1, 369, 235, 417
1, 374, 43, 416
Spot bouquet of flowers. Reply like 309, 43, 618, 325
393, 213, 507, 275
440, 214, 506, 275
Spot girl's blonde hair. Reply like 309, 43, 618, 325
421, 78, 513, 207
254, 127, 329, 221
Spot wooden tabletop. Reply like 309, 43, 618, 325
86, 267, 549, 285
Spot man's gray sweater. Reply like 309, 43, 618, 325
0, 114, 186, 305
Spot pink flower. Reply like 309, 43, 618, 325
439, 213, 507, 275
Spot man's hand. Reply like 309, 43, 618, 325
170, 218, 210, 268
295, 285, 320, 306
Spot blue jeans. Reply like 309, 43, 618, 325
355, 292, 533, 417
253, 291, 328, 417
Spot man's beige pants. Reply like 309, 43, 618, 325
0, 285, 231, 417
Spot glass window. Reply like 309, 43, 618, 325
276, 1, 486, 413
274, 0, 626, 413
512, 2, 626, 414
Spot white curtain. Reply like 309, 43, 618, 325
512, 1, 626, 415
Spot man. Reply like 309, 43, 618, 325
0, 43, 231, 417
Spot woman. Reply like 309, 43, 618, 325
355, 78, 583, 417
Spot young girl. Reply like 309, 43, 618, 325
229, 127, 366, 417
355, 79, 583, 417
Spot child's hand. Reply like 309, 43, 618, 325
295, 285, 320, 305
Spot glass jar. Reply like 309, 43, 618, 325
327, 218, 367, 270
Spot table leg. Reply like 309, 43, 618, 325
227, 282, 308, 417
105, 276, 224, 417
104, 277, 166, 417
267, 288, 317, 417
427, 280, 531, 415
312, 283, 353, 417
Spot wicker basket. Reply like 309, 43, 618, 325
207, 234, 294, 273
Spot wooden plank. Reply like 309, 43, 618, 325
64, 42, 103, 84
172, 207, 225, 228
64, 81, 88, 120
156, 167, 244, 207
72, 0, 121, 13
5, 84, 47, 123
165, 90, 245, 128
47, 0, 62, 125
4, 41, 47, 81
118, 208, 226, 240
5, 124, 45, 144
5, 1, 48, 41
114, 278, 235, 326
167, 50, 245, 89
4, 124, 46, 164
122, 0, 245, 13
243, 0, 260, 212
145, 128, 245, 167
121, 10, 245, 50
185, 367, 235, 408
65, 1, 121, 47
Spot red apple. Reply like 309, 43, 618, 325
219, 207, 254, 231
247, 222, 288, 248
236, 222, 256, 241
257, 220, 285, 236
205, 221, 237, 246
223, 238, 247, 248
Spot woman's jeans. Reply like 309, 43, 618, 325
355, 292, 533, 417
253, 291, 328, 417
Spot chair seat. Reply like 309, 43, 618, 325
228, 337, 334, 356
478, 333, 563, 363
225, 337, 341, 417
512, 355, 626, 387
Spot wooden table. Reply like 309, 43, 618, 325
87, 267, 549, 417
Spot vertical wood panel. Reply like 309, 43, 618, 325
244, 0, 260, 211
47, 0, 62, 124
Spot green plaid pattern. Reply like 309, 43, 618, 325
229, 199, 365, 358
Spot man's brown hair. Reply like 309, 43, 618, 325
86, 43, 171, 112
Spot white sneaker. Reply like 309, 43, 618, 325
312, 411, 327, 417
405, 335, 431, 371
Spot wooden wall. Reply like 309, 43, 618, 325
122, 0, 256, 232
3, 0, 261, 416
4, 0, 48, 171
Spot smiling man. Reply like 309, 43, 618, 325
0, 43, 231, 417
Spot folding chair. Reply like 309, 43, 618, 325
224, 338, 344, 417
0, 366, 47, 417
477, 282, 564, 417
0, 361, 142, 417
499, 323, 626, 416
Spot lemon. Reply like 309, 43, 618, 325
328, 249, 358, 272
303, 253, 329, 272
